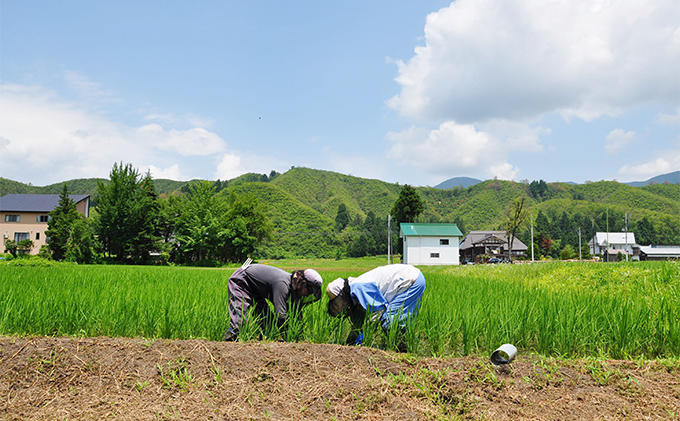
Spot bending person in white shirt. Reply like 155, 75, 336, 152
326, 264, 426, 350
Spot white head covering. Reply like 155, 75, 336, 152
326, 277, 345, 299
303, 269, 323, 288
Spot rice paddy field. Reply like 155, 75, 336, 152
1, 259, 677, 360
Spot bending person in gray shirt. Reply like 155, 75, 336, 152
223, 264, 323, 341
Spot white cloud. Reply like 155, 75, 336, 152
656, 108, 680, 126
617, 150, 680, 180
478, 120, 546, 152
215, 153, 247, 180
137, 124, 226, 156
0, 84, 144, 183
604, 129, 636, 155
147, 164, 184, 180
0, 82, 248, 185
488, 162, 520, 181
386, 119, 548, 181
387, 122, 498, 176
388, 0, 680, 123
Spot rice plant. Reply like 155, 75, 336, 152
0, 261, 677, 359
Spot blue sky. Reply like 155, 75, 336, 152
1, 0, 678, 187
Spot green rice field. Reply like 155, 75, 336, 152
0, 260, 677, 359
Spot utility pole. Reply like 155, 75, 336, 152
625, 213, 629, 262
606, 208, 609, 262
387, 214, 392, 265
577, 227, 582, 261
530, 214, 534, 262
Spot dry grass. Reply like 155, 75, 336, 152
1, 337, 679, 420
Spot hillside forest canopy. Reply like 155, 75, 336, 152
1, 164, 679, 265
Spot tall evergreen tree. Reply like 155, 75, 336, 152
46, 184, 81, 261
335, 203, 350, 231
129, 171, 161, 263
390, 184, 424, 223
94, 163, 159, 263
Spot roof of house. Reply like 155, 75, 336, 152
0, 194, 89, 213
459, 230, 528, 251
637, 245, 680, 257
589, 232, 636, 246
400, 223, 463, 237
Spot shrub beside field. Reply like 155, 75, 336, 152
0, 261, 677, 359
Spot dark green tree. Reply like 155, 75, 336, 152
635, 216, 657, 245
174, 182, 273, 264
335, 203, 350, 231
64, 217, 95, 263
223, 191, 273, 262
391, 184, 424, 223
94, 163, 159, 263
129, 172, 161, 263
46, 184, 83, 261
529, 180, 548, 200
175, 181, 226, 263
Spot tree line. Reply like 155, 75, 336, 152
40, 163, 272, 265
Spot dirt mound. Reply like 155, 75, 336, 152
0, 337, 678, 420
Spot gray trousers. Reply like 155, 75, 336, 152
226, 268, 272, 337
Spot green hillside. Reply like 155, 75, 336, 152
225, 181, 337, 258
270, 167, 401, 220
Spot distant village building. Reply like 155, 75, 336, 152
1, 194, 90, 255
400, 223, 463, 265
588, 232, 636, 260
633, 245, 680, 261
459, 231, 528, 263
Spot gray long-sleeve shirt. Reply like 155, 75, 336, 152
240, 264, 292, 321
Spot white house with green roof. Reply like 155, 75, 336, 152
400, 223, 463, 265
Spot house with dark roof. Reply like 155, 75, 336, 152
1, 194, 90, 255
459, 230, 528, 263
400, 223, 463, 265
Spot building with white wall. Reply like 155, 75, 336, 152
588, 232, 636, 259
400, 223, 463, 265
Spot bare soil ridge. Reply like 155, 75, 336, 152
1, 337, 678, 420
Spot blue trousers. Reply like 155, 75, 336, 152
380, 271, 426, 330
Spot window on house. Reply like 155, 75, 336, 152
5, 215, 20, 222
36, 233, 40, 240
37, 215, 50, 223
14, 232, 29, 242
440, 239, 449, 245
430, 253, 440, 258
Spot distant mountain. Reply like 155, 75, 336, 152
625, 171, 680, 187
434, 176, 482, 189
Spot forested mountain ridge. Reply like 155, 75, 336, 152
2, 168, 679, 257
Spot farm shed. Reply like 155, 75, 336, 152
634, 245, 680, 261
0, 194, 90, 255
459, 231, 528, 263
400, 223, 463, 265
